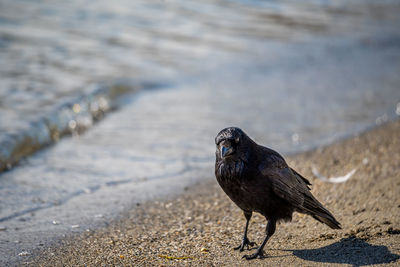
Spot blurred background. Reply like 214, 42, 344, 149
0, 0, 400, 263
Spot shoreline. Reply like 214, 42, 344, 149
0, 79, 165, 173
25, 120, 400, 266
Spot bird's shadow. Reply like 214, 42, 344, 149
285, 237, 399, 266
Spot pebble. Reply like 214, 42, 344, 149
18, 251, 31, 256
83, 188, 92, 194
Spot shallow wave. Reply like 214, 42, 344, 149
0, 80, 166, 172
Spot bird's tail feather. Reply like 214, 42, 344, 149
312, 214, 341, 229
302, 195, 341, 229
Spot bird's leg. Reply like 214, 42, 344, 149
234, 211, 256, 251
243, 220, 276, 260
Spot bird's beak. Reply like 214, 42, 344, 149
221, 145, 233, 158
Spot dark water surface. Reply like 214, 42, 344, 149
0, 0, 400, 264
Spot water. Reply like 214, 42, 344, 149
0, 0, 400, 264
1, 0, 400, 170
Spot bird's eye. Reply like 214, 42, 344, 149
235, 137, 240, 144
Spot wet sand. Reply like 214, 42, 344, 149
29, 120, 399, 266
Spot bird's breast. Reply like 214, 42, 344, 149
216, 159, 244, 181
216, 159, 256, 211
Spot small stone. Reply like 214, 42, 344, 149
18, 251, 30, 256
83, 188, 92, 194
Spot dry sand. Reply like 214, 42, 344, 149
28, 120, 400, 266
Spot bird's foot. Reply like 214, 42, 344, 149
242, 249, 265, 260
234, 237, 256, 252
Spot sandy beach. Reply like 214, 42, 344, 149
26, 120, 400, 266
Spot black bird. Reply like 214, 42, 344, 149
215, 127, 341, 260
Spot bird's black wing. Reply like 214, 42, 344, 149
259, 160, 341, 229
258, 163, 306, 207
258, 157, 322, 213
290, 168, 312, 188
257, 148, 312, 205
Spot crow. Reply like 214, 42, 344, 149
215, 127, 341, 260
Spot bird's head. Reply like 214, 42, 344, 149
215, 127, 250, 161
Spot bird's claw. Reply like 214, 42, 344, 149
242, 250, 265, 260
234, 237, 256, 251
